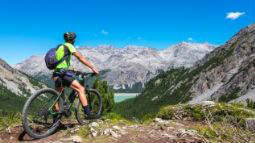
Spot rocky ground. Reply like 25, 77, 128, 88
0, 118, 203, 143
1, 101, 254, 143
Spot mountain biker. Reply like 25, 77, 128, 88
52, 32, 99, 121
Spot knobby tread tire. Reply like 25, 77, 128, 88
22, 88, 63, 139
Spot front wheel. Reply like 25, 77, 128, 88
75, 89, 102, 125
22, 88, 64, 139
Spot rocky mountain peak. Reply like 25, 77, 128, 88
15, 42, 215, 91
0, 58, 15, 72
0, 58, 45, 96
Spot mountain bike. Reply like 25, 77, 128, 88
22, 71, 102, 139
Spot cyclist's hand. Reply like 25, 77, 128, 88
91, 67, 99, 76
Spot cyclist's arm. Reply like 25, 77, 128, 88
73, 52, 99, 74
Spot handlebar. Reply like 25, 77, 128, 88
71, 70, 97, 78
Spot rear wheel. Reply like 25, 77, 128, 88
22, 88, 64, 139
75, 89, 102, 125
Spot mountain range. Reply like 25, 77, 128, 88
15, 42, 215, 92
1, 24, 254, 114
114, 24, 255, 119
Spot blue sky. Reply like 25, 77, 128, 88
0, 0, 253, 65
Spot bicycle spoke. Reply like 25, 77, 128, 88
76, 89, 101, 124
24, 90, 61, 136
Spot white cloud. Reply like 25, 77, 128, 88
101, 29, 109, 35
226, 12, 245, 20
188, 37, 193, 41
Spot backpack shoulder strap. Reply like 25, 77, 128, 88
62, 44, 71, 56
55, 44, 71, 65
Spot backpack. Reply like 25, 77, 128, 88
44, 44, 71, 70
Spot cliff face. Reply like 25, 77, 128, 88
0, 58, 45, 96
133, 24, 255, 108
190, 24, 255, 103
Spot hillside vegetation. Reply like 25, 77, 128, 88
114, 24, 255, 120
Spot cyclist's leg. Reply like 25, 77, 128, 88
69, 80, 88, 106
68, 80, 93, 116
61, 73, 92, 116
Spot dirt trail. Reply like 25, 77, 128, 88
0, 123, 77, 143
0, 119, 203, 143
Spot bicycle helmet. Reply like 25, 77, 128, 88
64, 32, 76, 42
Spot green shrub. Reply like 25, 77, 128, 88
158, 103, 254, 124
93, 79, 115, 114
0, 111, 21, 130
157, 105, 176, 119
77, 126, 90, 138
246, 99, 255, 109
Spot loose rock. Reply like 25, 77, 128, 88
119, 130, 128, 135
72, 135, 83, 142
110, 130, 121, 138
112, 125, 121, 130
103, 128, 112, 135
177, 129, 198, 137
6, 127, 11, 133
70, 127, 80, 133
91, 122, 99, 128
200, 101, 215, 107
91, 131, 98, 137
154, 118, 170, 125
154, 118, 164, 123
130, 125, 138, 128
10, 136, 15, 140
122, 126, 127, 130
90, 127, 98, 137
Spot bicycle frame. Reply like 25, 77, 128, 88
47, 72, 93, 116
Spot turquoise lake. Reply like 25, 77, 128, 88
114, 93, 139, 102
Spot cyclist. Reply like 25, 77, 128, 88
52, 32, 99, 121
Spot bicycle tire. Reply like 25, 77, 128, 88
75, 89, 102, 125
22, 88, 64, 139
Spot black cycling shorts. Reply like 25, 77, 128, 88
52, 69, 76, 88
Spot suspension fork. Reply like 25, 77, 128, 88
48, 90, 64, 116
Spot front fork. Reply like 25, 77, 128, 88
48, 93, 62, 116
48, 87, 65, 117
53, 90, 75, 117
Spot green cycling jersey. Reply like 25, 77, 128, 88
54, 42, 76, 71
